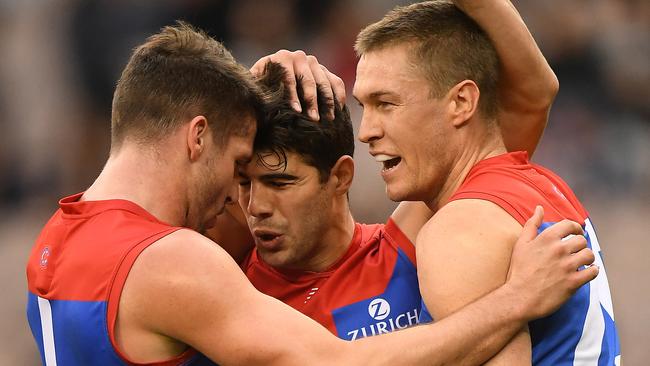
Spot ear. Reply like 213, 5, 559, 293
186, 115, 210, 161
328, 155, 355, 196
446, 80, 480, 128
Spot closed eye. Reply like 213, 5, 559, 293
268, 181, 291, 188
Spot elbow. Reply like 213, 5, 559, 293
545, 72, 560, 104
538, 68, 559, 108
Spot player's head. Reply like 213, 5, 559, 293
353, 0, 500, 203
238, 61, 355, 271
111, 22, 264, 232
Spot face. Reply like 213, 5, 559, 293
353, 44, 457, 202
189, 120, 256, 234
238, 151, 335, 270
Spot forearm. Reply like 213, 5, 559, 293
455, 0, 557, 155
339, 284, 527, 366
482, 329, 531, 365
456, 0, 558, 107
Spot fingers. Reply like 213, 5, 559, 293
562, 234, 588, 254
250, 56, 270, 77
250, 50, 302, 113
572, 264, 599, 288
520, 205, 544, 242
539, 219, 584, 240
307, 56, 334, 120
291, 51, 320, 120
321, 64, 347, 115
250, 50, 345, 121
571, 247, 596, 268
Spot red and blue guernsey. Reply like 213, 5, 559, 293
420, 152, 621, 366
242, 219, 422, 341
26, 193, 216, 366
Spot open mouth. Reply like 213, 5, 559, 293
253, 229, 284, 249
375, 154, 402, 172
258, 233, 279, 242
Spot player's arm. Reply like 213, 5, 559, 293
118, 209, 596, 365
205, 202, 253, 263
390, 201, 434, 244
454, 0, 559, 155
417, 199, 540, 364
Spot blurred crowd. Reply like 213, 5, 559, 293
0, 0, 648, 213
0, 0, 648, 363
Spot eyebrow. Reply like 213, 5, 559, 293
353, 90, 397, 104
260, 173, 299, 181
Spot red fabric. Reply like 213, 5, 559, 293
450, 151, 588, 225
242, 218, 416, 336
26, 192, 200, 366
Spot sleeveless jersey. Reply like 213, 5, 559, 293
420, 151, 620, 365
26, 193, 216, 366
242, 219, 421, 341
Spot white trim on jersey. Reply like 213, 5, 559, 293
37, 296, 58, 366
573, 218, 617, 365
573, 276, 605, 364
584, 218, 615, 317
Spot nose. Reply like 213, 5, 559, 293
225, 179, 239, 205
245, 183, 273, 219
357, 110, 383, 144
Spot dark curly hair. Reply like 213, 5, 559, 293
254, 62, 354, 183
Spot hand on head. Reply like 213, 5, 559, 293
251, 50, 346, 121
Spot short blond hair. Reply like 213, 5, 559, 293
355, 1, 499, 119
111, 22, 264, 149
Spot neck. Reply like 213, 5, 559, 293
425, 124, 506, 211
83, 142, 188, 226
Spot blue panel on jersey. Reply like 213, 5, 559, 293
531, 222, 591, 365
530, 280, 591, 365
598, 304, 620, 366
26, 292, 47, 365
332, 248, 421, 340
50, 299, 126, 365
26, 294, 125, 365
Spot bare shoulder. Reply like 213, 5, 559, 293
416, 199, 525, 319
125, 228, 246, 311
417, 198, 522, 248
137, 228, 238, 272
120, 228, 248, 333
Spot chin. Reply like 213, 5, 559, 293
385, 183, 416, 202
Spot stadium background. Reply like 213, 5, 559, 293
0, 0, 647, 363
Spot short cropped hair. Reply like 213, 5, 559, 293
355, 0, 499, 119
254, 62, 354, 183
110, 22, 264, 149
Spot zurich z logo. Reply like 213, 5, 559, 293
368, 298, 391, 320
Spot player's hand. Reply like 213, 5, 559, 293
505, 206, 598, 320
251, 50, 346, 121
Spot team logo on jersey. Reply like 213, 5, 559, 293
40, 247, 50, 268
368, 298, 391, 320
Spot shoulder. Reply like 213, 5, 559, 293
133, 229, 238, 280
417, 199, 522, 251
124, 229, 246, 314
452, 161, 541, 225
